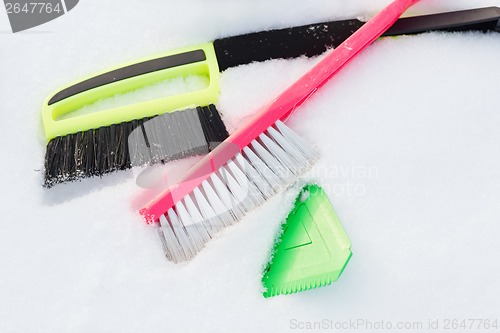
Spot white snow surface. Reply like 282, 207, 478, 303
1, 0, 500, 332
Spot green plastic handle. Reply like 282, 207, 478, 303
41, 42, 220, 141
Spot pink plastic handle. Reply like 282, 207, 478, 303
230, 0, 420, 148
140, 0, 420, 223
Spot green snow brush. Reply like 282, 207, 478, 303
262, 184, 352, 297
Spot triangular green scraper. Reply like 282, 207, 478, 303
262, 184, 352, 297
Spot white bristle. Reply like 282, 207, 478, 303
242, 146, 283, 192
275, 120, 319, 162
193, 187, 225, 234
226, 160, 266, 207
201, 180, 235, 227
184, 194, 215, 238
259, 132, 301, 176
159, 215, 186, 263
167, 208, 197, 260
210, 173, 244, 220
267, 126, 309, 167
157, 122, 319, 263
234, 153, 274, 199
219, 166, 255, 213
175, 201, 210, 250
250, 139, 292, 186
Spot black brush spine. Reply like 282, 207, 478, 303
44, 104, 229, 187
213, 19, 364, 72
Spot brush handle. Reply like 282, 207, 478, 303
42, 43, 221, 141
230, 0, 420, 148
385, 6, 500, 35
141, 0, 420, 223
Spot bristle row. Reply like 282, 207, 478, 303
198, 104, 229, 151
44, 105, 229, 188
158, 120, 319, 263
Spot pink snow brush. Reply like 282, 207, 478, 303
141, 0, 420, 262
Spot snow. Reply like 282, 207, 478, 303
1, 0, 500, 332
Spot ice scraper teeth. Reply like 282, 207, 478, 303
140, 0, 421, 263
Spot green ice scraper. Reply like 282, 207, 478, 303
262, 184, 352, 297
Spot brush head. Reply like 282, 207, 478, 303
143, 0, 421, 261
43, 105, 228, 187
262, 184, 352, 297
42, 43, 223, 187
152, 120, 320, 263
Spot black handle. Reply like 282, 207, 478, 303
385, 6, 500, 36
214, 7, 500, 72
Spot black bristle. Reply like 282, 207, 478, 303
83, 129, 94, 178
118, 121, 130, 170
107, 124, 116, 172
135, 118, 151, 167
170, 111, 187, 160
198, 105, 229, 151
155, 112, 183, 162
197, 106, 213, 145
153, 115, 170, 162
44, 137, 60, 187
74, 131, 85, 176
63, 134, 76, 180
208, 104, 230, 144
43, 104, 229, 187
128, 119, 141, 167
95, 128, 105, 176
92, 128, 100, 177
123, 121, 134, 169
100, 127, 112, 175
